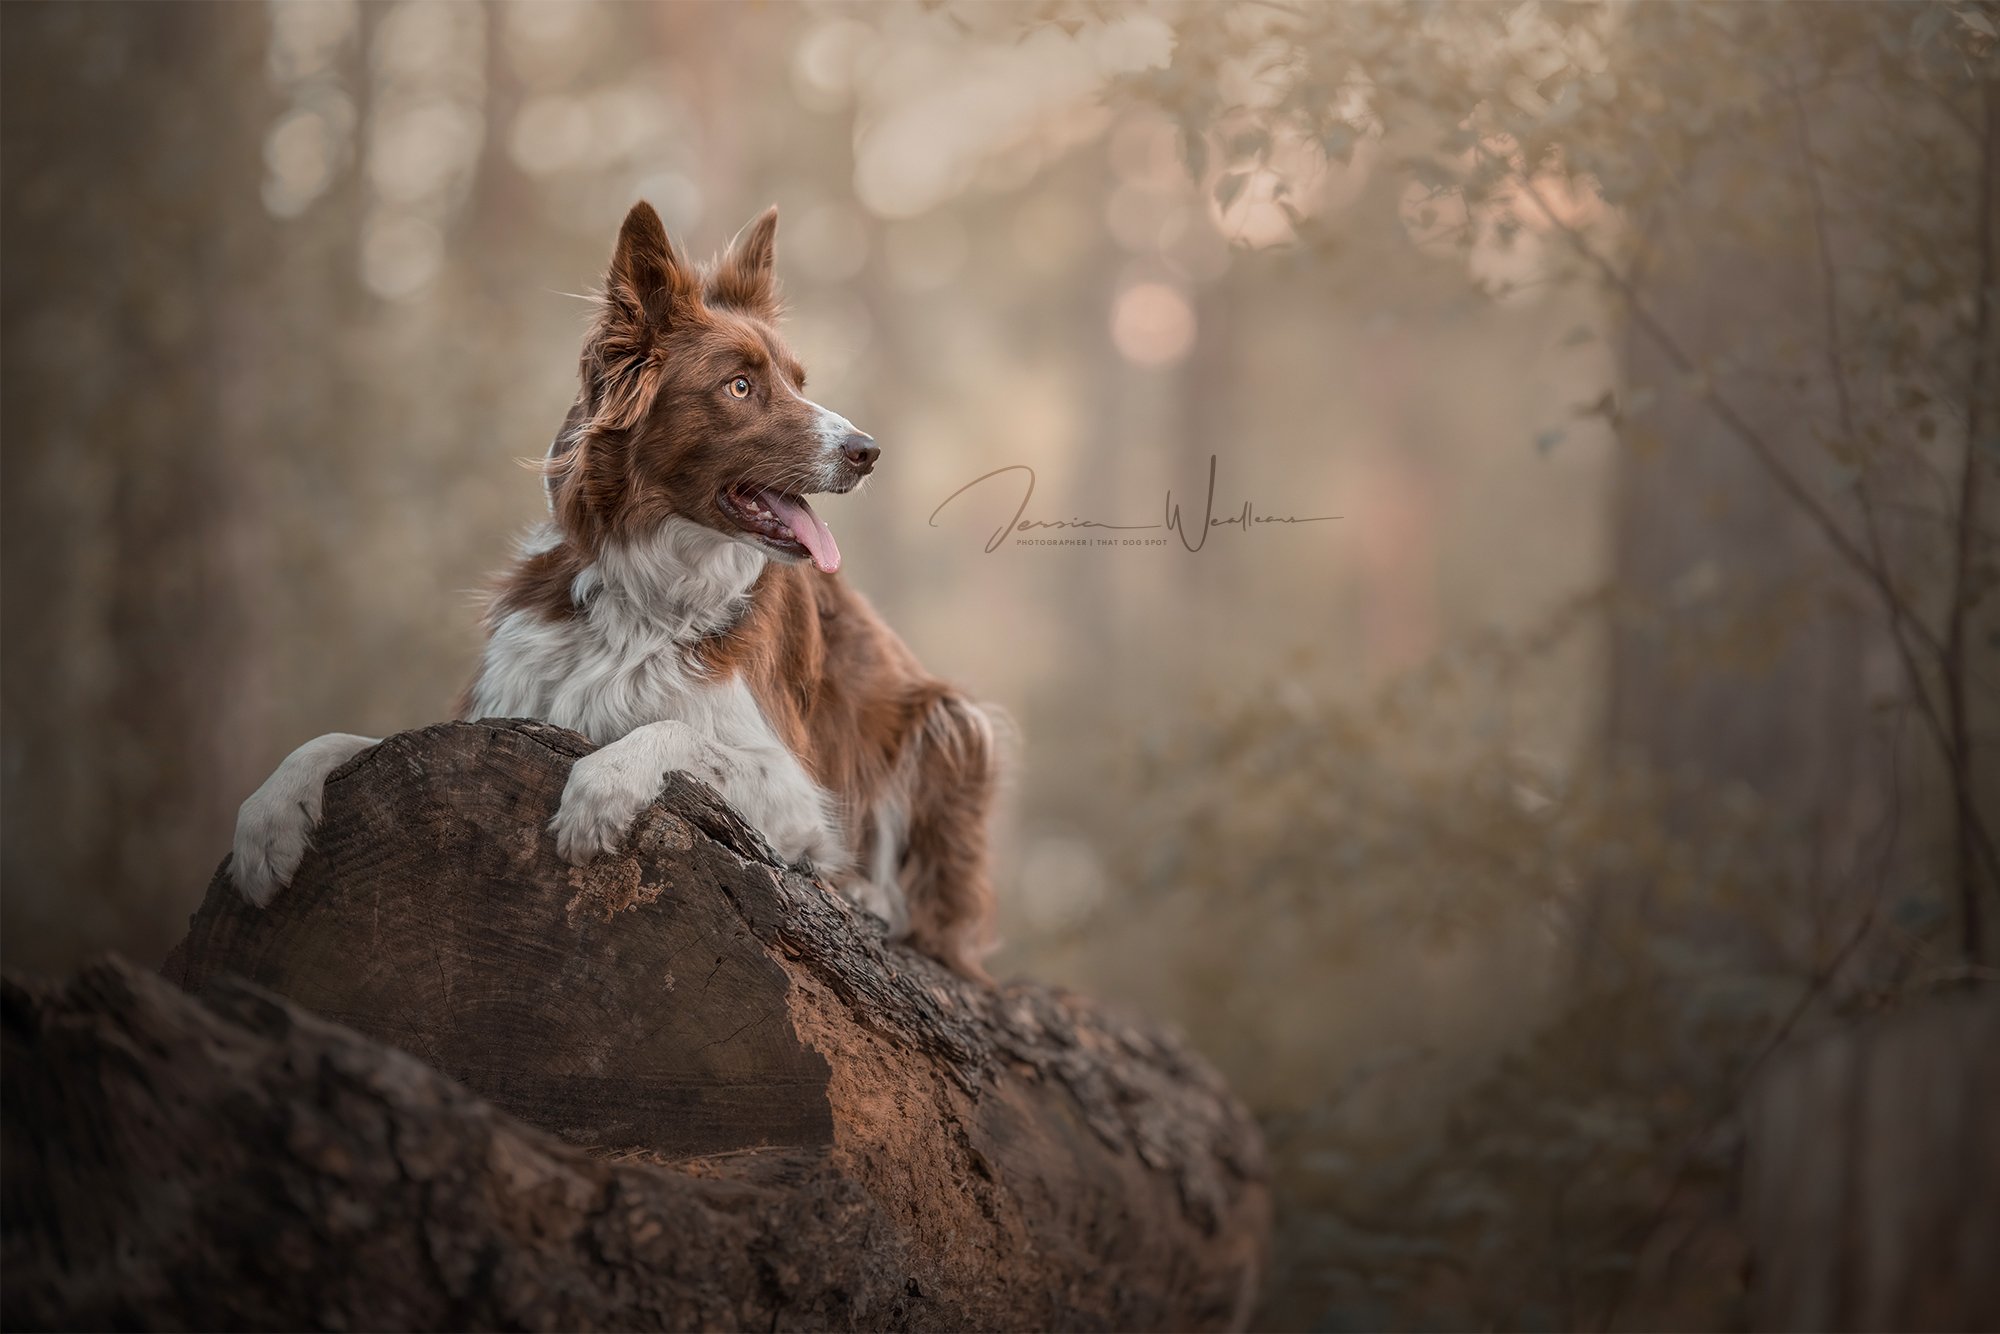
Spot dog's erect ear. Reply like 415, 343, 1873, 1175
606, 200, 695, 328
578, 201, 696, 441
708, 205, 780, 317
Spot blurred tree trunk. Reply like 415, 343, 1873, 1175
1598, 7, 1911, 954
1743, 992, 2000, 1330
0, 3, 277, 971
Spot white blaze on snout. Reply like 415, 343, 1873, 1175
791, 388, 861, 485
804, 396, 857, 449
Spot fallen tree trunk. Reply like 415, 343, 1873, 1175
3, 720, 1268, 1332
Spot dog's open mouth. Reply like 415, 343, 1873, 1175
718, 485, 841, 574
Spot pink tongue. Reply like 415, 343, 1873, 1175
761, 489, 840, 573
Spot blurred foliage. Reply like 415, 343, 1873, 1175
1022, 1, 1997, 1328
1083, 608, 1944, 1328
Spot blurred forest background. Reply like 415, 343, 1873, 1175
3, 1, 1996, 1329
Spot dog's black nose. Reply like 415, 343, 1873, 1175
840, 431, 879, 472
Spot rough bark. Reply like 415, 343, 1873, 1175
3, 719, 1268, 1332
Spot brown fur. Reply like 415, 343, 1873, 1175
496, 202, 999, 977
494, 543, 593, 623
546, 204, 820, 556
695, 566, 998, 976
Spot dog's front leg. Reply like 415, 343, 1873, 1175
552, 720, 843, 872
232, 732, 379, 906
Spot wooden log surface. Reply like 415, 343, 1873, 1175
4, 719, 1268, 1331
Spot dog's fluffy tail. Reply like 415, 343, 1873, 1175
898, 688, 1006, 980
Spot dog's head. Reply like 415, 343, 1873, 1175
546, 201, 874, 574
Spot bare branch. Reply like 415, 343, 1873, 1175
1786, 76, 1961, 853
1944, 82, 1999, 962
1503, 159, 1936, 652
1494, 150, 2000, 923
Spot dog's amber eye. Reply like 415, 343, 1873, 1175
728, 376, 752, 399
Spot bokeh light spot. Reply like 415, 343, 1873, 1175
1110, 281, 1196, 367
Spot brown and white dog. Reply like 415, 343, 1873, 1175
231, 201, 1001, 977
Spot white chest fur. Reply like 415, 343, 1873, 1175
468, 520, 850, 878
468, 520, 767, 746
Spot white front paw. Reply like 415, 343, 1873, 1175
769, 813, 842, 873
752, 777, 846, 875
230, 733, 375, 907
232, 789, 313, 908
551, 749, 659, 865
